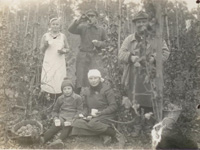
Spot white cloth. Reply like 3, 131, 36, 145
41, 32, 66, 94
87, 69, 104, 82
88, 69, 102, 78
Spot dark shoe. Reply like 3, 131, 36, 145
47, 139, 64, 149
101, 135, 112, 146
39, 137, 45, 145
116, 132, 126, 148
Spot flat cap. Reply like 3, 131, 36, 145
132, 11, 148, 22
85, 9, 98, 17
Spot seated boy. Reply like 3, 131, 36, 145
40, 78, 83, 148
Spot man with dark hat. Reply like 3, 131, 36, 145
118, 11, 170, 137
68, 9, 107, 94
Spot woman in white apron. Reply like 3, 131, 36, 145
40, 18, 69, 99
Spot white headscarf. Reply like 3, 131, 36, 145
88, 69, 104, 82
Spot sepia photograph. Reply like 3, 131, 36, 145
0, 0, 200, 149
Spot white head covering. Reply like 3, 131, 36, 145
88, 69, 104, 82
50, 17, 61, 24
49, 17, 61, 32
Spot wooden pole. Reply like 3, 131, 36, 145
106, 0, 110, 27
95, 0, 98, 11
25, 4, 30, 36
164, 8, 170, 49
154, 0, 164, 121
23, 3, 30, 53
33, 3, 40, 85
175, 1, 180, 51
117, 0, 122, 53
127, 5, 130, 33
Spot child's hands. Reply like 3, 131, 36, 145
82, 116, 92, 120
78, 114, 84, 118
86, 116, 92, 120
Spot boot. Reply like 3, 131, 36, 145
39, 137, 45, 145
115, 132, 126, 148
131, 124, 142, 138
47, 139, 64, 149
100, 135, 112, 146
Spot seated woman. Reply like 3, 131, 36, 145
71, 69, 126, 148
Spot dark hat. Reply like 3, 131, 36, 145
132, 11, 148, 22
61, 78, 74, 91
85, 9, 98, 17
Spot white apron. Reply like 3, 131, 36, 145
41, 32, 66, 94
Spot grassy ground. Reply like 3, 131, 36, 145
0, 90, 199, 149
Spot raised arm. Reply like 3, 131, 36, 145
68, 19, 85, 35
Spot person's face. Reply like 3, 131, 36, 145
88, 76, 101, 87
50, 19, 60, 32
87, 13, 97, 25
63, 86, 73, 96
135, 19, 148, 34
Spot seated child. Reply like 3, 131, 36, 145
40, 78, 83, 148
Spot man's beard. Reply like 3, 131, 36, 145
137, 26, 147, 35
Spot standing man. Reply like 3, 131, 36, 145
68, 10, 107, 94
118, 11, 170, 137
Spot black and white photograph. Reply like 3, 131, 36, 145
0, 0, 200, 149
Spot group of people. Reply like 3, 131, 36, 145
39, 9, 170, 148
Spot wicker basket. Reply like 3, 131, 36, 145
11, 120, 43, 144
163, 109, 182, 121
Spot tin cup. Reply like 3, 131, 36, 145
64, 121, 71, 126
91, 109, 98, 116
54, 119, 61, 126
